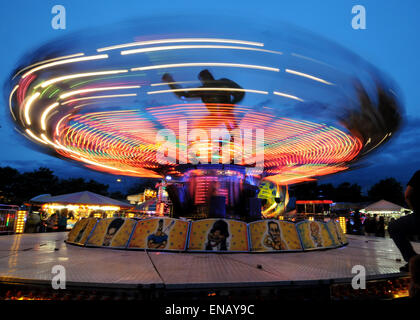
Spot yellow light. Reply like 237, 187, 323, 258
42, 203, 120, 211
273, 91, 304, 102
13, 53, 85, 79
121, 44, 282, 55
21, 54, 109, 79
308, 216, 314, 221
15, 211, 27, 234
131, 62, 279, 73
61, 93, 137, 105
97, 38, 265, 52
24, 92, 40, 125
40, 102, 59, 130
59, 85, 141, 99
25, 129, 48, 145
55, 114, 71, 136
285, 68, 333, 85
39, 69, 129, 88
151, 81, 199, 87
147, 87, 268, 95
9, 85, 19, 121
339, 216, 346, 234
41, 134, 62, 149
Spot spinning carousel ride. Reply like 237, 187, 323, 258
6, 15, 403, 252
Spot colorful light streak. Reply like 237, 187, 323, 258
96, 38, 265, 52
131, 62, 280, 72
121, 44, 282, 55
7, 35, 400, 184
21, 54, 108, 79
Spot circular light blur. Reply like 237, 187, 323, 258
6, 15, 403, 184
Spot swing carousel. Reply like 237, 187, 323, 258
6, 14, 402, 253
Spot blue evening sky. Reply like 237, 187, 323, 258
0, 0, 419, 193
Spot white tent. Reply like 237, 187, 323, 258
361, 199, 412, 215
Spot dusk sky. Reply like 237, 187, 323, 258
1, 0, 419, 193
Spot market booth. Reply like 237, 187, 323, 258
30, 191, 134, 228
0, 204, 25, 234
360, 200, 412, 220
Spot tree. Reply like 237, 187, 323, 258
0, 166, 21, 203
127, 179, 158, 195
317, 183, 336, 200
85, 179, 109, 196
291, 181, 318, 200
368, 178, 405, 206
56, 178, 109, 195
0, 166, 111, 205
14, 167, 59, 203
335, 182, 363, 202
291, 181, 364, 202
108, 191, 126, 201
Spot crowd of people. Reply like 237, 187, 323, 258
362, 214, 389, 237
345, 211, 392, 237
25, 209, 72, 233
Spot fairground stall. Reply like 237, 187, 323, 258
0, 204, 26, 234
2, 12, 410, 302
30, 191, 134, 228
360, 199, 412, 221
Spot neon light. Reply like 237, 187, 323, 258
21, 54, 108, 79
285, 68, 333, 85
121, 44, 282, 56
148, 87, 268, 95
24, 92, 40, 125
97, 38, 265, 52
131, 62, 279, 72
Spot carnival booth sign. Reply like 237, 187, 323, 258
249, 220, 302, 252
86, 218, 136, 248
296, 220, 335, 250
128, 218, 189, 251
187, 219, 248, 252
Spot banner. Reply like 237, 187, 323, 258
296, 220, 335, 250
334, 220, 348, 245
86, 218, 136, 248
67, 218, 97, 245
127, 218, 189, 251
257, 179, 289, 219
187, 219, 248, 252
249, 220, 302, 252
326, 220, 342, 247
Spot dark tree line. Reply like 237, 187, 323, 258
290, 177, 405, 206
0, 166, 110, 205
0, 166, 407, 207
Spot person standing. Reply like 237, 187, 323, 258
375, 216, 385, 237
58, 211, 68, 231
409, 255, 420, 300
46, 212, 59, 232
364, 215, 376, 236
389, 170, 420, 272
25, 212, 41, 233
353, 210, 363, 235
